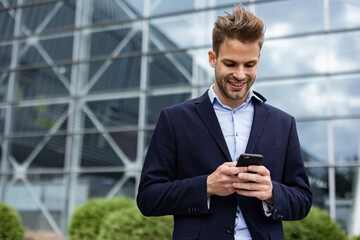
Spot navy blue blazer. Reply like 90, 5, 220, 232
137, 91, 312, 240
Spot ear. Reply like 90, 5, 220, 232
208, 50, 216, 68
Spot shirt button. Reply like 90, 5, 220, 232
233, 110, 236, 114
235, 133, 238, 137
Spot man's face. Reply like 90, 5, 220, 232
208, 38, 261, 109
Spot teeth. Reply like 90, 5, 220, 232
232, 82, 244, 86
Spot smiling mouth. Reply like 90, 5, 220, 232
229, 81, 246, 88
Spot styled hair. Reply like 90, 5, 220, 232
212, 4, 265, 56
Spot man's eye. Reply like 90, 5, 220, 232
245, 63, 255, 68
225, 63, 235, 67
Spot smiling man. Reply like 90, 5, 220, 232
137, 4, 312, 240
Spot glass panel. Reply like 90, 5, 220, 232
335, 167, 359, 230
73, 172, 135, 206
0, 44, 12, 68
0, 108, 4, 133
19, 35, 74, 67
0, 9, 15, 38
0, 73, 8, 102
146, 93, 191, 125
257, 0, 324, 38
87, 57, 141, 93
86, 22, 142, 59
90, 0, 142, 23
258, 35, 326, 78
254, 78, 328, 119
330, 0, 360, 30
80, 132, 135, 167
20, 0, 75, 34
297, 121, 328, 163
307, 167, 329, 211
16, 66, 71, 100
149, 13, 194, 50
328, 31, 360, 74
85, 98, 139, 129
330, 74, 360, 116
333, 119, 360, 163
149, 0, 194, 16
12, 103, 68, 133
4, 174, 65, 232
9, 135, 66, 168
147, 51, 193, 87
193, 48, 214, 86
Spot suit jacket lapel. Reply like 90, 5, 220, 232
245, 100, 269, 153
194, 91, 232, 162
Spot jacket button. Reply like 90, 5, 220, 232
226, 227, 234, 234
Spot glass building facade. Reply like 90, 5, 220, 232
0, 0, 359, 237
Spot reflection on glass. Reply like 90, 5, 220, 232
146, 93, 191, 125
16, 66, 71, 100
330, 1, 360, 30
330, 75, 360, 116
254, 78, 328, 119
258, 35, 326, 78
307, 167, 329, 211
333, 119, 360, 163
86, 98, 139, 128
4, 174, 65, 232
87, 57, 141, 93
328, 31, 360, 74
257, 0, 323, 38
20, 0, 75, 34
335, 167, 359, 230
297, 121, 328, 163
148, 51, 192, 87
12, 104, 68, 133
149, 13, 194, 50
10, 135, 66, 168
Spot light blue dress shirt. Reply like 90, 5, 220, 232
208, 85, 260, 240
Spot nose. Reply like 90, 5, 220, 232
233, 67, 246, 80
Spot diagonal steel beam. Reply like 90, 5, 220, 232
22, 177, 63, 236
81, 103, 132, 166
114, 0, 137, 19
34, 2, 64, 34
33, 43, 70, 90
21, 110, 68, 169
83, 28, 139, 94
149, 32, 192, 82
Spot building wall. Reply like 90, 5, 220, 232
0, 0, 359, 236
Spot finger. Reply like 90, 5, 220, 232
248, 165, 270, 176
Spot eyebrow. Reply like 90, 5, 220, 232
221, 58, 258, 64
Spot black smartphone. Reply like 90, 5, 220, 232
236, 153, 263, 167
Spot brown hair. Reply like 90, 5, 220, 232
212, 3, 265, 56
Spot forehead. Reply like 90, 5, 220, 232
217, 38, 260, 61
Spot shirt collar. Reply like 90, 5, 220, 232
208, 84, 263, 108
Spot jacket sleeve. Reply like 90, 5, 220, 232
136, 109, 210, 216
271, 117, 313, 221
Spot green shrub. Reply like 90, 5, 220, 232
68, 197, 136, 240
283, 206, 347, 240
97, 206, 173, 240
0, 202, 24, 240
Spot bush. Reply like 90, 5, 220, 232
283, 206, 347, 240
0, 202, 24, 240
97, 206, 173, 240
68, 197, 136, 240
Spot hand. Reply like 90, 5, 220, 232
207, 162, 242, 197
233, 165, 274, 204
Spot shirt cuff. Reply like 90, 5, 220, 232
262, 200, 274, 217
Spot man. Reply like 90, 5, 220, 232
137, 4, 312, 240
